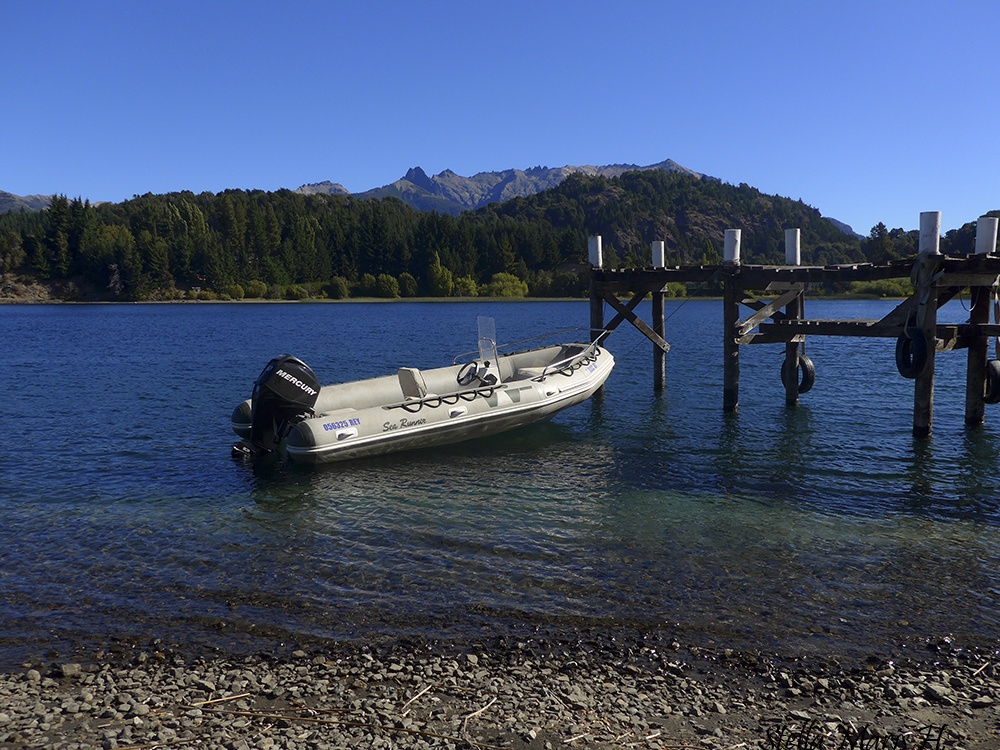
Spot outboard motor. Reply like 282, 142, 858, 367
247, 354, 320, 455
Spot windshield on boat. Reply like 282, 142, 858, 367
477, 316, 498, 367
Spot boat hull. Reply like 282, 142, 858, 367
232, 343, 614, 464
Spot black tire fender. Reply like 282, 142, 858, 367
895, 330, 928, 379
985, 359, 1000, 404
781, 353, 816, 394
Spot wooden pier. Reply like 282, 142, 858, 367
589, 213, 1000, 438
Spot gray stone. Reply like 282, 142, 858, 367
924, 683, 951, 702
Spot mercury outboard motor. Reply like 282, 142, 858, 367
247, 354, 320, 455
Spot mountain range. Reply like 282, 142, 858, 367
295, 159, 711, 216
0, 190, 53, 214
2, 160, 702, 217
2, 160, 860, 236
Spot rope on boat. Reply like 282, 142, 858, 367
388, 386, 497, 413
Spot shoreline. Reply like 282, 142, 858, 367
1, 275, 902, 305
0, 294, 903, 306
3, 633, 998, 749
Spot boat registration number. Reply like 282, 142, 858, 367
323, 418, 361, 431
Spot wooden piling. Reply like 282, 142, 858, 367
723, 230, 741, 412
965, 216, 999, 426
652, 241, 666, 391
912, 212, 941, 439
588, 236, 604, 344
782, 229, 803, 406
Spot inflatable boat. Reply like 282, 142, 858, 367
231, 327, 614, 464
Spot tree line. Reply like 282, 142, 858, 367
0, 189, 580, 300
1, 169, 994, 301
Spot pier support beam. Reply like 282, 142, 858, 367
782, 229, 804, 406
652, 241, 666, 391
913, 212, 941, 439
589, 236, 604, 344
723, 229, 741, 412
965, 216, 999, 427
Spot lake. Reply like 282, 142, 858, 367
1, 298, 999, 671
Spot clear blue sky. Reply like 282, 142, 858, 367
3, 0, 998, 235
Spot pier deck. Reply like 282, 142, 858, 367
588, 216, 1000, 437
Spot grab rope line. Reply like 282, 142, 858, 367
388, 386, 497, 413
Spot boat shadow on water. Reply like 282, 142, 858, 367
242, 412, 618, 505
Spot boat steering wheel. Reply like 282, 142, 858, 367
457, 361, 479, 386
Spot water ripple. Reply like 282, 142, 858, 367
2, 300, 1000, 669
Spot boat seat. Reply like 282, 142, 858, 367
397, 367, 429, 399
496, 356, 515, 383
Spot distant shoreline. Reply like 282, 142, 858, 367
0, 296, 592, 305
0, 294, 908, 305
0, 275, 907, 305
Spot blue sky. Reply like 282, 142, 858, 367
3, 1, 998, 235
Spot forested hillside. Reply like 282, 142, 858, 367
479, 171, 863, 267
1, 170, 987, 302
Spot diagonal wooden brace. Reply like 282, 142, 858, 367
604, 293, 671, 353
736, 285, 805, 336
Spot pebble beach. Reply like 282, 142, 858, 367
2, 634, 999, 750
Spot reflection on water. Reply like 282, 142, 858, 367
3, 300, 1000, 670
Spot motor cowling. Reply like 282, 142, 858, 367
248, 354, 321, 454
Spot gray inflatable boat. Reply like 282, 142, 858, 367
231, 323, 614, 464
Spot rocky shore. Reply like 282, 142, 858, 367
1, 635, 998, 750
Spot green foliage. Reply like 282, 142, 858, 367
375, 273, 400, 298
244, 279, 267, 298
860, 222, 919, 262
480, 272, 528, 298
223, 284, 245, 300
326, 275, 350, 299
847, 279, 913, 297
528, 268, 587, 297
398, 272, 417, 297
358, 273, 377, 296
453, 276, 478, 297
427, 252, 453, 297
0, 230, 25, 273
284, 284, 310, 300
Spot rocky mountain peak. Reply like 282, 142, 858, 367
403, 167, 434, 191
311, 160, 712, 216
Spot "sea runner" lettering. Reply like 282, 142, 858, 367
382, 417, 427, 432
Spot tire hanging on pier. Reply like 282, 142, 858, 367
895, 329, 928, 379
985, 359, 1000, 404
780, 353, 815, 394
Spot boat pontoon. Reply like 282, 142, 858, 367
231, 320, 614, 464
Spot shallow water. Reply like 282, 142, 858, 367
2, 299, 999, 670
